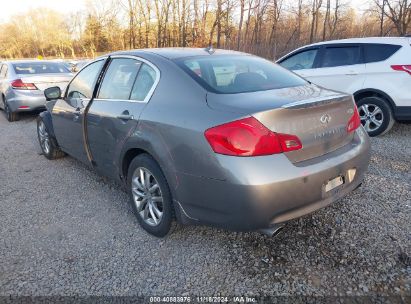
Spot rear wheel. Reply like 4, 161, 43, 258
127, 154, 174, 237
357, 96, 394, 137
37, 117, 65, 159
3, 98, 19, 122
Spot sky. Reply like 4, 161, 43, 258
0, 0, 86, 22
0, 0, 370, 23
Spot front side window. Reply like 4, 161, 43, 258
66, 60, 104, 104
12, 62, 70, 74
130, 63, 157, 101
321, 46, 361, 68
280, 49, 318, 71
98, 58, 141, 100
177, 55, 306, 94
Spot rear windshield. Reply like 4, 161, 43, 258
12, 62, 70, 75
176, 55, 306, 94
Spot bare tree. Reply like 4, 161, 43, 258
310, 0, 323, 43
375, 0, 411, 35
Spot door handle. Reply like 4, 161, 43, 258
345, 71, 358, 75
117, 114, 134, 121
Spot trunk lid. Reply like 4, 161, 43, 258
19, 73, 73, 91
206, 84, 356, 163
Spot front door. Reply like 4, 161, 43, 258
52, 60, 105, 163
86, 57, 158, 179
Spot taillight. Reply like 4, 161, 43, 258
204, 117, 302, 156
11, 79, 38, 90
277, 133, 303, 152
347, 107, 361, 133
391, 65, 411, 75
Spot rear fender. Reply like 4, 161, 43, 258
119, 121, 183, 220
119, 121, 178, 193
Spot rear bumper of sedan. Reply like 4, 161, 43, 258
175, 127, 371, 231
6, 89, 47, 112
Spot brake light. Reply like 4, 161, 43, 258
11, 79, 38, 90
391, 65, 411, 75
204, 117, 302, 156
347, 107, 361, 133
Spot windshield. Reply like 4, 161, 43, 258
176, 55, 306, 94
13, 62, 71, 75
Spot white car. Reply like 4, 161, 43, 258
277, 37, 411, 136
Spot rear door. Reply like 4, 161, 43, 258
86, 57, 159, 179
306, 44, 366, 93
52, 60, 105, 163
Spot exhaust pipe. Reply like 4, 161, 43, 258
259, 224, 285, 237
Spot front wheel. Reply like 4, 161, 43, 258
357, 96, 394, 137
37, 117, 65, 159
127, 154, 174, 237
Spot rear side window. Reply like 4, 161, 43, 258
280, 49, 318, 70
321, 46, 361, 68
177, 55, 306, 94
130, 64, 157, 101
12, 62, 70, 74
363, 44, 401, 63
98, 58, 141, 100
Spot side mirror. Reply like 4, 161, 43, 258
44, 86, 61, 101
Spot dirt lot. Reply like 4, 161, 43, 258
0, 112, 410, 299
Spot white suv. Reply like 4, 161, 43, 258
277, 37, 411, 136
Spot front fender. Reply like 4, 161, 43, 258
38, 110, 56, 139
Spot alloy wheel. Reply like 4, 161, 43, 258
358, 103, 384, 133
131, 167, 164, 226
38, 120, 50, 154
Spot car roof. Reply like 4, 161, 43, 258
276, 37, 410, 62
110, 47, 248, 60
307, 37, 409, 47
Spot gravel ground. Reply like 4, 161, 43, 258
0, 112, 410, 300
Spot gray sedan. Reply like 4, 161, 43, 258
0, 60, 73, 121
37, 48, 371, 237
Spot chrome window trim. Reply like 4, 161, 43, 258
96, 55, 161, 104
93, 98, 147, 104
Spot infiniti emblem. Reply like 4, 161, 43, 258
320, 114, 331, 124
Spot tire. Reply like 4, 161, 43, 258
357, 96, 394, 137
37, 116, 65, 160
3, 98, 19, 122
127, 154, 174, 237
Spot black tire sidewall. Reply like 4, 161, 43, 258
4, 99, 17, 122
357, 97, 393, 137
127, 154, 173, 237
